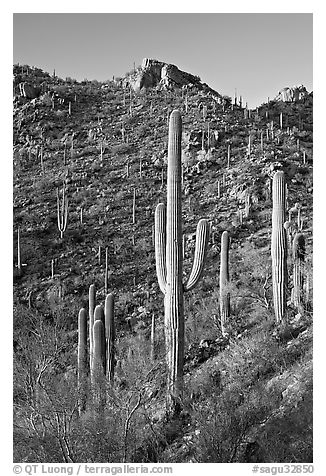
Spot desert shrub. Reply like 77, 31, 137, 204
185, 292, 220, 345
258, 382, 313, 462
188, 322, 312, 462
191, 383, 277, 462
110, 144, 133, 156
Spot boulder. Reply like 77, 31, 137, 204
275, 85, 309, 102
18, 82, 41, 99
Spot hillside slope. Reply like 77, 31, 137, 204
13, 62, 313, 463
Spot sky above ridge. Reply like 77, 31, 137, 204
13, 13, 312, 108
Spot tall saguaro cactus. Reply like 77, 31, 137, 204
92, 308, 106, 374
91, 317, 106, 407
271, 171, 288, 322
292, 233, 305, 311
155, 110, 209, 413
17, 227, 21, 274
88, 284, 96, 370
104, 293, 115, 382
220, 231, 230, 336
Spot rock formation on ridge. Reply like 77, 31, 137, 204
275, 85, 310, 102
123, 58, 222, 99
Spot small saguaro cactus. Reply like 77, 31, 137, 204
100, 141, 104, 162
202, 104, 207, 120
292, 233, 305, 311
220, 231, 230, 336
40, 146, 44, 174
63, 143, 67, 166
271, 171, 288, 323
248, 133, 252, 156
155, 110, 209, 413
16, 227, 27, 275
150, 313, 156, 361
217, 179, 221, 199
56, 182, 68, 239
244, 193, 252, 218
132, 188, 136, 224
51, 258, 55, 279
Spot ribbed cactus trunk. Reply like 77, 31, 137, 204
292, 233, 305, 311
155, 110, 209, 415
91, 307, 106, 408
77, 308, 88, 415
271, 171, 288, 323
88, 284, 96, 370
165, 110, 184, 411
17, 227, 22, 275
104, 293, 115, 383
220, 231, 230, 336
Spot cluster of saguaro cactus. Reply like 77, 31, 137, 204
271, 171, 288, 323
77, 285, 115, 412
292, 233, 305, 311
154, 110, 209, 413
91, 294, 115, 384
220, 231, 230, 336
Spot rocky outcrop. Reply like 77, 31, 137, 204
18, 82, 41, 99
275, 85, 309, 102
124, 58, 221, 98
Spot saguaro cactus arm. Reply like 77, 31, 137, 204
155, 203, 167, 294
184, 219, 209, 292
